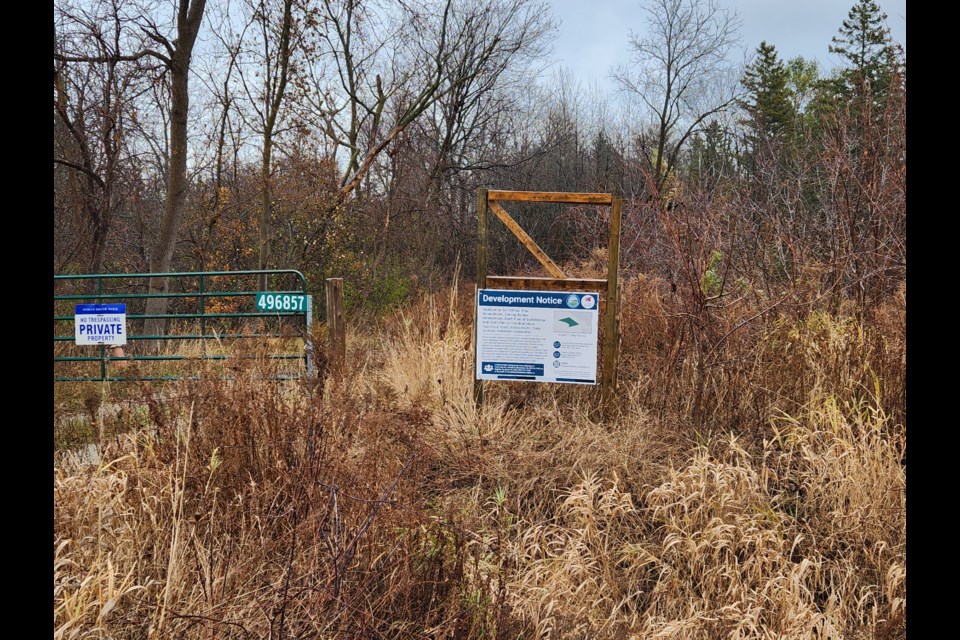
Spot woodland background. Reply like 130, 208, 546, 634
53, 1, 906, 638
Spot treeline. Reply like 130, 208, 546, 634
54, 0, 904, 312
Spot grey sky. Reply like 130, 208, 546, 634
548, 0, 907, 95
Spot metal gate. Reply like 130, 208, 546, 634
54, 269, 313, 382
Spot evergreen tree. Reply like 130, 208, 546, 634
739, 41, 794, 142
688, 120, 740, 188
591, 129, 624, 193
828, 0, 901, 102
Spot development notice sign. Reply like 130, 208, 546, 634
75, 303, 127, 346
476, 289, 599, 385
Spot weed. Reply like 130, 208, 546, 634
54, 281, 905, 639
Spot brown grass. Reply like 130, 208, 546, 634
54, 279, 905, 639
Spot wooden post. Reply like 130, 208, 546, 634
487, 201, 566, 278
325, 278, 345, 374
472, 188, 622, 418
474, 188, 488, 408
600, 195, 622, 413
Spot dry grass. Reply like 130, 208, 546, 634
488, 396, 903, 640
54, 280, 906, 639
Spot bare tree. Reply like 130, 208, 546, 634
54, 0, 158, 277
182, 0, 249, 271
56, 0, 209, 339
228, 0, 298, 288
376, 0, 556, 267
302, 0, 553, 205
420, 0, 554, 189
140, 0, 207, 340
613, 0, 742, 194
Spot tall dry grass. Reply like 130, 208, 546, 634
504, 397, 903, 639
54, 278, 905, 639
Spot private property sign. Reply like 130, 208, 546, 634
476, 289, 599, 385
75, 303, 127, 346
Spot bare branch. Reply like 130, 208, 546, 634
53, 158, 107, 189
54, 48, 172, 66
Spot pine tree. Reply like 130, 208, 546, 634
689, 120, 740, 188
828, 0, 901, 102
739, 41, 794, 142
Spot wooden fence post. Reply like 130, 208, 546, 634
600, 195, 622, 414
325, 278, 345, 374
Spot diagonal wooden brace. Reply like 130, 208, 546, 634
487, 201, 566, 279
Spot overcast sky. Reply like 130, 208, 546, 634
548, 0, 907, 96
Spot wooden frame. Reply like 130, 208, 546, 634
474, 189, 622, 412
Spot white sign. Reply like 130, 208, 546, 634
476, 289, 599, 385
75, 303, 127, 346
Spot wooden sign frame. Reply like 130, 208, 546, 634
474, 189, 622, 411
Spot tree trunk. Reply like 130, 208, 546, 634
143, 0, 206, 348
256, 0, 293, 291
258, 143, 273, 290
